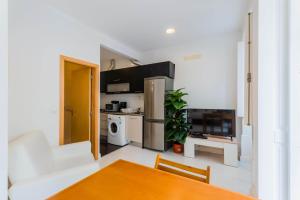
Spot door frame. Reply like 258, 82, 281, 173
289, 0, 300, 198
60, 55, 100, 160
0, 0, 8, 198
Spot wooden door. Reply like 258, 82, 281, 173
60, 55, 99, 160
70, 68, 91, 143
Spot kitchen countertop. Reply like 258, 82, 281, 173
100, 110, 144, 116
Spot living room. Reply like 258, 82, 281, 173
1, 0, 298, 200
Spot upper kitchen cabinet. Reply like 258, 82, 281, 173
130, 66, 145, 93
100, 68, 131, 93
100, 61, 175, 94
142, 62, 175, 79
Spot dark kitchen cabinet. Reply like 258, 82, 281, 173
100, 61, 175, 94
100, 72, 107, 93
100, 68, 131, 93
129, 66, 146, 93
105, 69, 129, 84
142, 62, 175, 79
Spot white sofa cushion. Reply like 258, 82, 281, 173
51, 141, 95, 171
54, 154, 95, 171
8, 130, 100, 200
51, 140, 94, 161
8, 162, 99, 200
8, 131, 55, 184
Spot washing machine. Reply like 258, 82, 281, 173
107, 114, 129, 146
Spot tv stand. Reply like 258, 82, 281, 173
184, 136, 238, 167
190, 133, 208, 139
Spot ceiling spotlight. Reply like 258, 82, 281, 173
166, 28, 176, 34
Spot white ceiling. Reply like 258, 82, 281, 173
45, 0, 250, 52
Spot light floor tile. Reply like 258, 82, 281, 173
98, 145, 252, 196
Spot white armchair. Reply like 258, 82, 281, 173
8, 130, 100, 200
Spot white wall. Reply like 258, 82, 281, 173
0, 0, 8, 198
237, 41, 245, 117
141, 33, 242, 154
141, 33, 240, 109
8, 0, 141, 145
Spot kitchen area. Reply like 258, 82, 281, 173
100, 47, 175, 156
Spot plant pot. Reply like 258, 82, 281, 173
173, 143, 183, 153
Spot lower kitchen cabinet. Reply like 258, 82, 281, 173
100, 113, 108, 136
126, 115, 143, 144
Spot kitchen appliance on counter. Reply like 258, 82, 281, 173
119, 102, 127, 110
105, 104, 113, 111
120, 108, 138, 114
143, 76, 174, 151
105, 101, 120, 112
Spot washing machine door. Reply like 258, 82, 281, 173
108, 120, 120, 136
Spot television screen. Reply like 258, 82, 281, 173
187, 109, 236, 138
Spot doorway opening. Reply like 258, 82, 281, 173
60, 55, 100, 160
99, 46, 140, 156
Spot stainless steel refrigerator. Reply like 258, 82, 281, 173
143, 77, 174, 151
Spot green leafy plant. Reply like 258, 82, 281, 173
165, 88, 189, 144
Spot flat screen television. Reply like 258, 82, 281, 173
187, 109, 236, 139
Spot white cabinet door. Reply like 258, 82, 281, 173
126, 115, 143, 144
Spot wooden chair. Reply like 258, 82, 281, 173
154, 154, 210, 184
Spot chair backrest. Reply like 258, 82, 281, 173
154, 154, 210, 184
8, 130, 55, 184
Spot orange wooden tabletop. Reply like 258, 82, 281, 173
48, 160, 255, 200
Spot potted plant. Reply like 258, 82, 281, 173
165, 88, 189, 153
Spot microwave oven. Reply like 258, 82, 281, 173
107, 83, 130, 93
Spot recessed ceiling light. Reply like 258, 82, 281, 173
166, 28, 176, 34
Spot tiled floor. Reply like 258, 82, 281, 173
98, 145, 253, 196
100, 143, 123, 156
99, 135, 123, 156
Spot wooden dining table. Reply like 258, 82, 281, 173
48, 159, 255, 200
